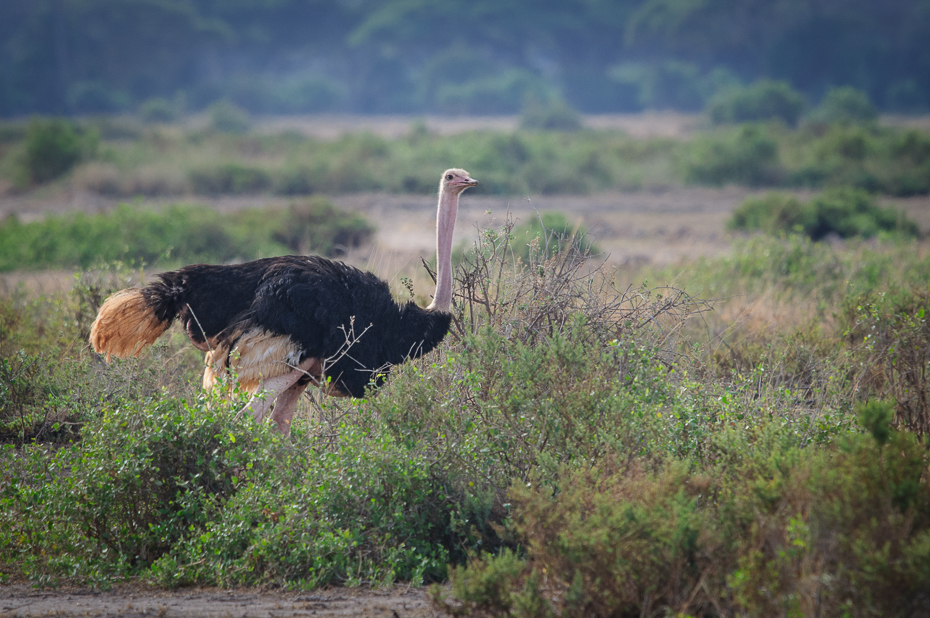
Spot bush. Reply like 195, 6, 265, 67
519, 97, 582, 131
138, 98, 179, 123
727, 192, 810, 235
270, 197, 374, 256
885, 79, 928, 114
435, 69, 552, 115
439, 420, 930, 617
21, 118, 97, 184
684, 125, 783, 186
188, 163, 271, 194
729, 188, 919, 240
844, 288, 930, 435
806, 187, 918, 239
0, 398, 264, 581
65, 81, 131, 114
275, 75, 347, 113
507, 212, 599, 261
707, 80, 806, 126
0, 199, 375, 271
808, 86, 879, 125
207, 100, 250, 134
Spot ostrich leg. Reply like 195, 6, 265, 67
238, 357, 317, 428
269, 379, 310, 434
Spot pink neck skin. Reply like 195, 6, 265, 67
427, 187, 459, 312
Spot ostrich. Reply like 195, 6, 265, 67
89, 168, 477, 433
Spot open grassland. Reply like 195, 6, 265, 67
1, 217, 930, 614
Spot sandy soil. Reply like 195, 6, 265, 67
0, 583, 445, 618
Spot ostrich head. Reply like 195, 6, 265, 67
439, 168, 479, 196
428, 168, 478, 312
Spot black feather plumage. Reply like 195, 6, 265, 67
143, 255, 452, 397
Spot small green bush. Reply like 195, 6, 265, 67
270, 197, 374, 256
21, 118, 97, 184
729, 188, 918, 240
207, 100, 250, 134
684, 125, 783, 186
806, 187, 918, 239
138, 98, 179, 123
727, 192, 810, 235
885, 79, 927, 114
707, 80, 806, 126
0, 122, 27, 143
519, 97, 582, 131
0, 398, 264, 581
189, 163, 271, 194
508, 211, 598, 261
65, 81, 132, 114
790, 125, 930, 196
808, 86, 879, 125
435, 69, 553, 115
844, 288, 930, 435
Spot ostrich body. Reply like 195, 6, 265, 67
90, 168, 477, 432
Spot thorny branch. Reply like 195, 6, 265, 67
451, 213, 711, 363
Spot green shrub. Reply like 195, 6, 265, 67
519, 97, 582, 131
729, 188, 918, 240
790, 125, 930, 196
0, 397, 265, 581
435, 69, 552, 115
885, 79, 927, 114
808, 86, 879, 125
844, 288, 930, 435
0, 122, 27, 143
138, 98, 179, 123
440, 421, 930, 617
269, 197, 374, 256
508, 211, 598, 261
65, 81, 132, 114
151, 421, 475, 588
727, 192, 810, 235
189, 163, 271, 194
0, 199, 374, 271
207, 100, 250, 134
707, 80, 806, 126
684, 125, 783, 186
806, 187, 917, 239
21, 118, 97, 184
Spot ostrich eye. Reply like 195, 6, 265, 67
446, 174, 453, 181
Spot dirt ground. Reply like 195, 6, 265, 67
0, 583, 444, 618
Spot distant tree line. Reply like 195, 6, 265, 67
1, 0, 928, 117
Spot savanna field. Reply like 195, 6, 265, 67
2, 98, 930, 616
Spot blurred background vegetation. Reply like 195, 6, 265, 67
1, 0, 929, 118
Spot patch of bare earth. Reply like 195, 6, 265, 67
0, 583, 445, 618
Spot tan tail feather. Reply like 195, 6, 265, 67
89, 289, 170, 361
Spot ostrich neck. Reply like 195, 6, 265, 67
428, 189, 458, 312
